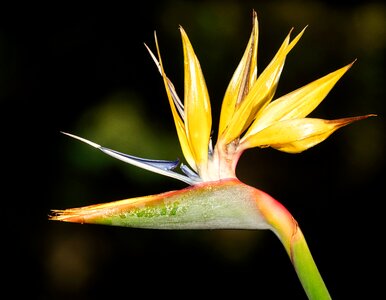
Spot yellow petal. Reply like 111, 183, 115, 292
221, 27, 306, 144
153, 32, 197, 171
242, 115, 373, 153
218, 11, 258, 138
243, 62, 355, 139
180, 26, 212, 170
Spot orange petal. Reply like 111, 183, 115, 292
221, 27, 306, 144
242, 115, 374, 153
180, 26, 212, 173
218, 11, 258, 138
244, 62, 355, 138
152, 32, 197, 171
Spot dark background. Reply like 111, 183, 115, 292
2, 1, 384, 299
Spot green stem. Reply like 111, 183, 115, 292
255, 190, 331, 299
290, 227, 331, 300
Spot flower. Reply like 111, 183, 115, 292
50, 11, 374, 299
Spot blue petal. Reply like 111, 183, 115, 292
180, 163, 200, 180
61, 132, 200, 185
101, 148, 180, 171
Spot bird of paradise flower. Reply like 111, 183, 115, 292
50, 11, 374, 299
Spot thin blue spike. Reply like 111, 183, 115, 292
101, 147, 180, 171
180, 163, 201, 180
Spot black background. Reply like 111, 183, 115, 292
2, 1, 384, 299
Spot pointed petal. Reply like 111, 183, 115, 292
241, 115, 374, 153
221, 27, 306, 144
151, 32, 197, 171
218, 11, 258, 137
180, 26, 212, 171
243, 62, 355, 138
145, 43, 185, 119
61, 132, 198, 185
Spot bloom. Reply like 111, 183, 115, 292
51, 11, 374, 299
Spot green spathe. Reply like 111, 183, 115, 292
51, 179, 331, 299
53, 180, 270, 230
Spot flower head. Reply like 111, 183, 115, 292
51, 11, 375, 299
61, 11, 372, 186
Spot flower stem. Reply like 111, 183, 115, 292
290, 227, 331, 300
254, 189, 331, 299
